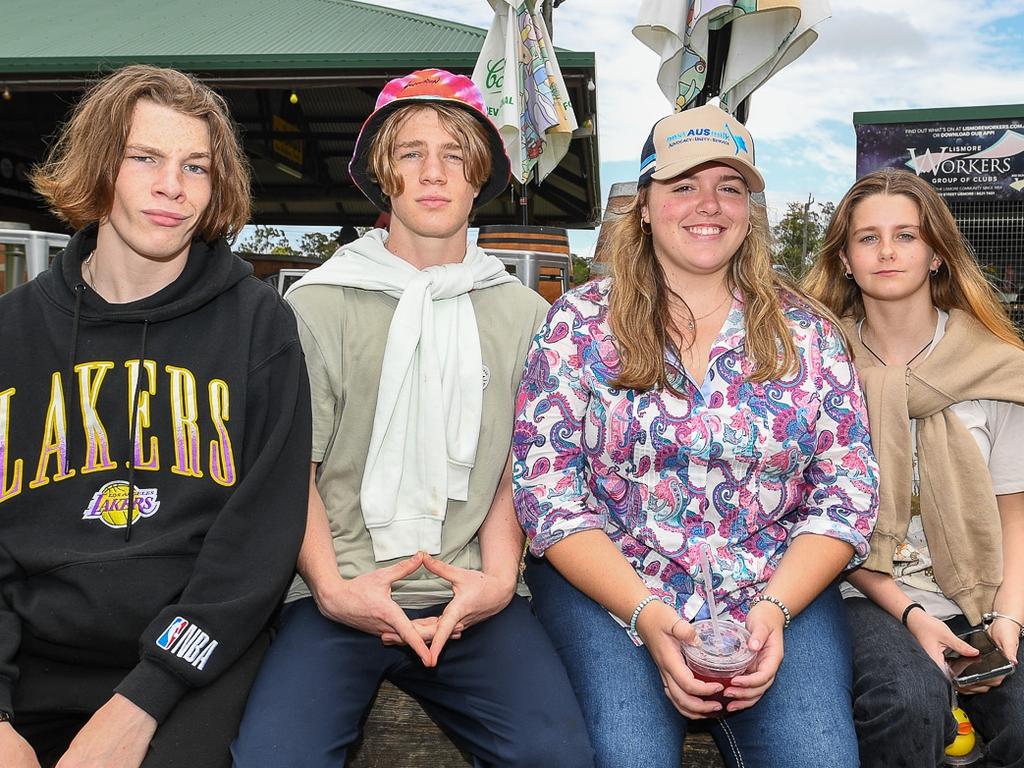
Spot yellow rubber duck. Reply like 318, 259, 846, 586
944, 707, 983, 765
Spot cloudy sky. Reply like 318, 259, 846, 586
278, 1, 1024, 252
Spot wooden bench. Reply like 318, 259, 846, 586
348, 681, 726, 767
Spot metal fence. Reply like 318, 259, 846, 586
948, 199, 1024, 331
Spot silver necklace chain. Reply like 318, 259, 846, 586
683, 294, 730, 331
82, 250, 96, 289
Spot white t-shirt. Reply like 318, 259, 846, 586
843, 310, 1024, 618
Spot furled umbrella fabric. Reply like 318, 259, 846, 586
722, 0, 830, 111
633, 0, 830, 114
473, 0, 578, 185
633, 0, 734, 112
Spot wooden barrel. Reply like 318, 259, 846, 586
477, 225, 571, 303
592, 181, 638, 275
477, 225, 570, 255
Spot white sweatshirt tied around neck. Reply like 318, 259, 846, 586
286, 229, 516, 560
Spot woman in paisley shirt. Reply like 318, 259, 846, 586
804, 169, 1024, 768
512, 105, 879, 768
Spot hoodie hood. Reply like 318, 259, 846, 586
36, 223, 253, 324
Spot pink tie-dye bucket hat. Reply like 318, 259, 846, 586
349, 68, 511, 212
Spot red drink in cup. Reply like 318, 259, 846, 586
682, 619, 755, 711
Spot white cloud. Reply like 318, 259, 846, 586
748, 4, 1024, 146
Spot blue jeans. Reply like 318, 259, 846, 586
525, 556, 859, 768
846, 597, 1024, 768
231, 595, 594, 768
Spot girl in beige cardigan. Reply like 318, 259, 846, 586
804, 169, 1024, 768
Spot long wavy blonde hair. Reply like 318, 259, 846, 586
803, 169, 1023, 350
606, 184, 833, 391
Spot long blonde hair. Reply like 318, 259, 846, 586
803, 169, 1023, 350
606, 186, 829, 390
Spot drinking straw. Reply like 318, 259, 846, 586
699, 542, 723, 649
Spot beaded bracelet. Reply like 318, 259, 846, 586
984, 611, 1024, 638
752, 593, 791, 629
627, 594, 661, 642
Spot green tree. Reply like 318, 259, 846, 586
237, 225, 297, 256
772, 199, 835, 280
299, 230, 341, 261
571, 254, 591, 285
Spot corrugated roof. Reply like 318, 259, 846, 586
0, 0, 600, 228
1, 0, 592, 72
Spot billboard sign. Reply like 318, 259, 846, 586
856, 116, 1024, 200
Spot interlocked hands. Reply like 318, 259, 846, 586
313, 552, 516, 667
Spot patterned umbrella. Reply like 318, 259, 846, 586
633, 0, 830, 115
473, 0, 578, 219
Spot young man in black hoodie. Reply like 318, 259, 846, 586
0, 65, 310, 767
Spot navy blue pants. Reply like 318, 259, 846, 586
231, 595, 594, 768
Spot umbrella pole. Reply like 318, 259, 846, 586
518, 178, 530, 225
698, 21, 751, 121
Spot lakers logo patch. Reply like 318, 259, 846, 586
82, 481, 160, 529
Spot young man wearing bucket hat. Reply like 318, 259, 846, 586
232, 69, 593, 768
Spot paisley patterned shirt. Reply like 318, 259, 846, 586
513, 279, 878, 622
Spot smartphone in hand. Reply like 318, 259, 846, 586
944, 629, 1015, 687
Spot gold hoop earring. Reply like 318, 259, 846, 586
640, 219, 652, 236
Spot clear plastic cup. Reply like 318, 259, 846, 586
682, 619, 756, 709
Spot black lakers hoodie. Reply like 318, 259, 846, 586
0, 224, 311, 721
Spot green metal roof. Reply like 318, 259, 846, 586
1, 0, 601, 229
1, 0, 594, 73
854, 104, 1024, 125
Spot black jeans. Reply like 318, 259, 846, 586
14, 631, 270, 768
846, 597, 1024, 768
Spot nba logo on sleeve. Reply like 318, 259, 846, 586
154, 615, 219, 670
156, 617, 189, 649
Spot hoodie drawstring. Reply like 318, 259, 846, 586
63, 283, 87, 475
124, 320, 150, 542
